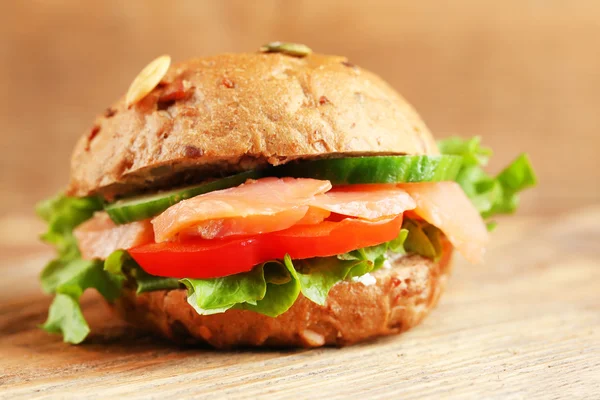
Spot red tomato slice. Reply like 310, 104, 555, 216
263, 217, 401, 260
129, 215, 403, 279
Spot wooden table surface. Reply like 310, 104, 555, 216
0, 207, 598, 399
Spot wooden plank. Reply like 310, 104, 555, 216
0, 207, 599, 398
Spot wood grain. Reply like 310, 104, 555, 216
1, 0, 600, 216
1, 207, 598, 399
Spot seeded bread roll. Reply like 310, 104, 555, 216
113, 249, 452, 348
67, 52, 438, 199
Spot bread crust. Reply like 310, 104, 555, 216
68, 52, 438, 198
113, 249, 452, 348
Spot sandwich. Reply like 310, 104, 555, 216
37, 42, 536, 347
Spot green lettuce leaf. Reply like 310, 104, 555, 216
37, 193, 124, 344
240, 255, 301, 317
181, 254, 367, 317
438, 137, 537, 227
182, 256, 300, 317
45, 259, 123, 301
104, 250, 180, 294
402, 219, 443, 261
42, 294, 90, 344
297, 227, 411, 305
182, 266, 267, 315
339, 220, 441, 265
132, 269, 182, 294
295, 257, 371, 305
36, 194, 103, 259
437, 136, 493, 167
340, 227, 409, 262
40, 258, 124, 344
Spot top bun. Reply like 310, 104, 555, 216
67, 51, 438, 198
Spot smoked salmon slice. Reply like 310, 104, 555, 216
179, 206, 311, 240
153, 179, 418, 242
75, 212, 154, 260
310, 185, 416, 220
295, 207, 331, 225
401, 182, 489, 263
152, 178, 332, 242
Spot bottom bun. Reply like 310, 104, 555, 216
113, 249, 452, 348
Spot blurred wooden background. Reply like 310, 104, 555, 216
1, 0, 599, 219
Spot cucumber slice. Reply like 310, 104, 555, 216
273, 155, 463, 185
105, 170, 263, 224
